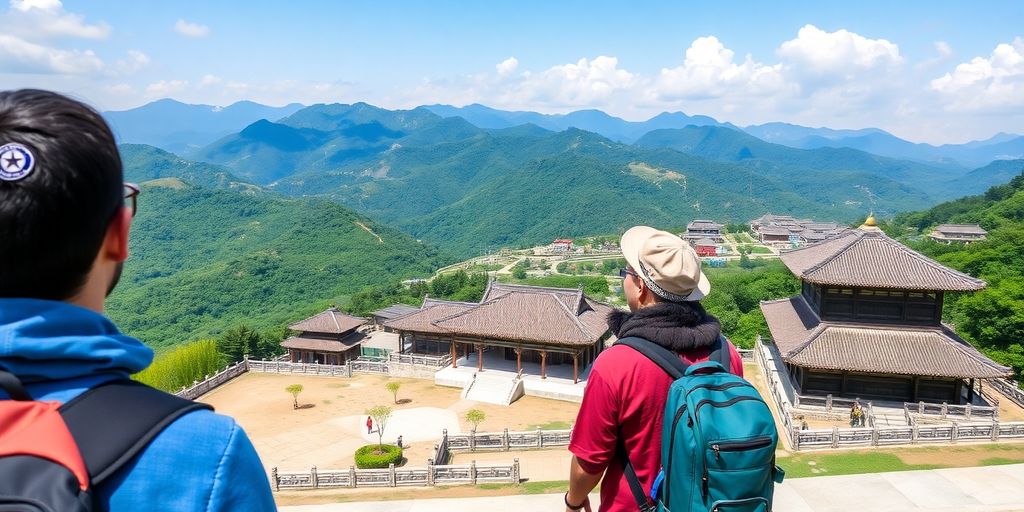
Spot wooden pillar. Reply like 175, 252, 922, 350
476, 344, 484, 371
967, 378, 976, 404
840, 372, 848, 397
912, 376, 919, 403
540, 351, 548, 379
573, 353, 579, 384
515, 347, 522, 374
450, 340, 457, 368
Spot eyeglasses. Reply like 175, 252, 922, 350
124, 183, 140, 217
618, 268, 638, 279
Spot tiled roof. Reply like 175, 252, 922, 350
288, 308, 366, 334
281, 332, 365, 353
779, 229, 985, 291
695, 238, 718, 246
759, 227, 795, 236
383, 283, 612, 347
760, 297, 1010, 379
371, 304, 420, 320
687, 220, 723, 230
933, 224, 988, 235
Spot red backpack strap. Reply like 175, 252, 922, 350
58, 379, 213, 486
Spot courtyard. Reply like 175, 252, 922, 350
200, 372, 582, 472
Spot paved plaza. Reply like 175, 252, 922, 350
280, 463, 1024, 512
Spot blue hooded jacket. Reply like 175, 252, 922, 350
0, 299, 277, 511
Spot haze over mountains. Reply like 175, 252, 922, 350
103, 99, 1024, 257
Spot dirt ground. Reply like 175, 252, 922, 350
200, 372, 581, 472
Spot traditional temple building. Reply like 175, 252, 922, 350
384, 282, 613, 383
760, 216, 1010, 404
929, 223, 988, 244
684, 220, 725, 243
694, 238, 719, 257
281, 308, 367, 364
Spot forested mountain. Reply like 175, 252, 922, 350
121, 143, 257, 191
424, 103, 731, 142
104, 99, 304, 153
744, 122, 1024, 169
107, 149, 448, 347
890, 173, 1024, 380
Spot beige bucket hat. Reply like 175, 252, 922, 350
620, 226, 711, 302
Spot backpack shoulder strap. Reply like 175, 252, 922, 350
58, 379, 213, 486
614, 336, 687, 380
710, 334, 732, 371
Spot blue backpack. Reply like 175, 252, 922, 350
616, 337, 784, 512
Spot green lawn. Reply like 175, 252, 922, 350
527, 420, 573, 430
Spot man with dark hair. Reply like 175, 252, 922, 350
564, 226, 743, 512
0, 90, 275, 510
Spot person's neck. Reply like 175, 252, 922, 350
67, 281, 106, 314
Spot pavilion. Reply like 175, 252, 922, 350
760, 217, 1010, 404
384, 282, 614, 383
281, 308, 367, 365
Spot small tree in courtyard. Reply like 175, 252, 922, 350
385, 381, 402, 404
465, 408, 486, 431
285, 384, 303, 409
367, 405, 393, 449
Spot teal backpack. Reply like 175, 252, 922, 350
616, 337, 784, 512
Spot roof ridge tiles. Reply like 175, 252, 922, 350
550, 292, 593, 340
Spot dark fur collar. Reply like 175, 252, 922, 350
608, 301, 721, 352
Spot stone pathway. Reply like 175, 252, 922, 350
279, 463, 1024, 511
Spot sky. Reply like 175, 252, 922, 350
1, 0, 1023, 144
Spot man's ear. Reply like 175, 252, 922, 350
101, 207, 132, 263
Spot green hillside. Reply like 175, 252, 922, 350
106, 166, 448, 348
891, 173, 1024, 380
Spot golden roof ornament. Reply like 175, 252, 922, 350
859, 212, 881, 232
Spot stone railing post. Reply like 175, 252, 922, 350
503, 428, 509, 451
348, 466, 356, 488
427, 459, 435, 486
966, 403, 972, 420
918, 401, 924, 414
871, 428, 879, 446
831, 426, 839, 448
243, 354, 249, 371
941, 402, 948, 418
271, 467, 279, 491
536, 427, 543, 448
389, 463, 396, 487
912, 424, 919, 444
470, 430, 476, 452
991, 420, 999, 442
951, 422, 959, 443
513, 458, 520, 484
311, 466, 318, 489
826, 394, 832, 412
470, 460, 477, 485
345, 363, 352, 378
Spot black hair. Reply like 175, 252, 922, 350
0, 89, 123, 300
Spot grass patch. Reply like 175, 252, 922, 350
527, 420, 572, 430
779, 451, 941, 479
980, 457, 1024, 466
322, 399, 332, 405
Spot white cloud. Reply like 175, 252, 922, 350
199, 74, 222, 87
495, 57, 518, 76
777, 24, 902, 86
500, 56, 639, 108
930, 38, 1024, 112
174, 19, 210, 38
112, 49, 149, 74
652, 36, 788, 101
145, 79, 190, 97
6, 0, 110, 39
0, 34, 103, 73
935, 41, 953, 59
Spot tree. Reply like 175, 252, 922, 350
465, 408, 486, 431
512, 267, 528, 279
217, 325, 262, 363
366, 405, 393, 449
385, 381, 402, 404
285, 384, 303, 410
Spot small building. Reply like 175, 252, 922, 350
929, 224, 988, 244
385, 283, 613, 384
694, 237, 718, 257
550, 239, 574, 253
281, 308, 367, 365
684, 220, 725, 243
757, 226, 794, 244
750, 214, 796, 232
370, 304, 420, 329
760, 217, 1010, 404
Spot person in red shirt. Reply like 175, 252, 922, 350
565, 226, 743, 512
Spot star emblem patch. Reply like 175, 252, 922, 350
0, 143, 34, 181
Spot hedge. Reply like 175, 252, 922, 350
355, 444, 403, 469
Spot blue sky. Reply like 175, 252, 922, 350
2, 0, 1023, 144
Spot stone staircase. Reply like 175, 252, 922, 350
464, 371, 524, 406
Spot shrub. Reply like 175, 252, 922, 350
133, 339, 221, 392
355, 444, 403, 469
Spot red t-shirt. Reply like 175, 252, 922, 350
568, 340, 744, 512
